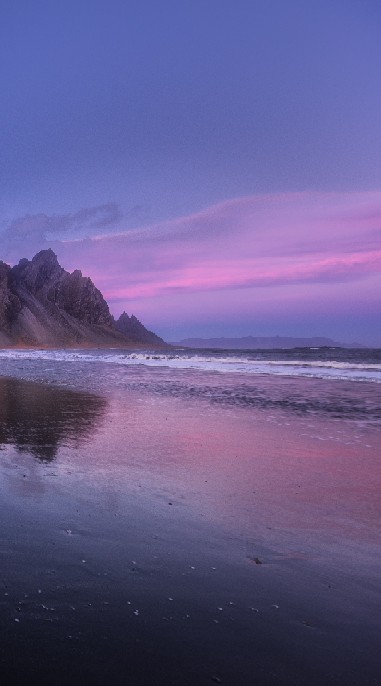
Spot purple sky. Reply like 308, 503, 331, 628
1, 1, 380, 344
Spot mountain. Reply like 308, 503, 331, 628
172, 336, 364, 350
0, 249, 166, 348
115, 312, 165, 346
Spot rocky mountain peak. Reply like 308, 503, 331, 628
115, 311, 164, 345
0, 250, 166, 348
10, 249, 63, 296
32, 248, 60, 266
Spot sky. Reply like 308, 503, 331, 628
1, 0, 380, 345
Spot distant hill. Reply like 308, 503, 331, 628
0, 249, 166, 348
172, 336, 364, 350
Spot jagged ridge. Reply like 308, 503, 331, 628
115, 311, 164, 346
0, 249, 166, 348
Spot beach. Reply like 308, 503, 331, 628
0, 350, 380, 685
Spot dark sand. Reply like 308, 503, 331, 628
0, 373, 380, 685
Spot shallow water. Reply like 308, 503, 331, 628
0, 345, 380, 382
0, 351, 380, 426
0, 364, 380, 685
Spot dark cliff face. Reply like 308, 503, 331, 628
0, 261, 21, 332
57, 270, 114, 326
0, 249, 166, 348
9, 250, 113, 327
10, 250, 64, 296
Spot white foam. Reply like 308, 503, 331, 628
0, 350, 381, 383
0, 349, 380, 382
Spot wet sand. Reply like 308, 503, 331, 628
0, 373, 380, 685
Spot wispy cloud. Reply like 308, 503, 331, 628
52, 190, 381, 298
3, 191, 380, 334
1, 203, 122, 261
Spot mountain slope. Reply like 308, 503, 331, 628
0, 249, 166, 348
115, 312, 165, 346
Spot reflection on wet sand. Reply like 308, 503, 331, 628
0, 377, 107, 461
0, 373, 379, 686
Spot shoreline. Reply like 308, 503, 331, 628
0, 363, 380, 684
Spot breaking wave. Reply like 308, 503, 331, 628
0, 347, 380, 383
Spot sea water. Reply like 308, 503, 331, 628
0, 345, 380, 381
0, 346, 380, 427
0, 346, 380, 685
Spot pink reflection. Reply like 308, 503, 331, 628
40, 390, 381, 554
2, 379, 379, 571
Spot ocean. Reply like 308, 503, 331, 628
0, 345, 380, 684
0, 346, 380, 426
0, 345, 380, 381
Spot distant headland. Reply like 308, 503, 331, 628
0, 249, 165, 348
172, 336, 365, 350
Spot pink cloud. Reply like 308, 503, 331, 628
47, 190, 380, 332
101, 249, 381, 300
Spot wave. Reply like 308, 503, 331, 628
0, 349, 380, 382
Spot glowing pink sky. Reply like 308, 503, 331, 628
44, 190, 380, 344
